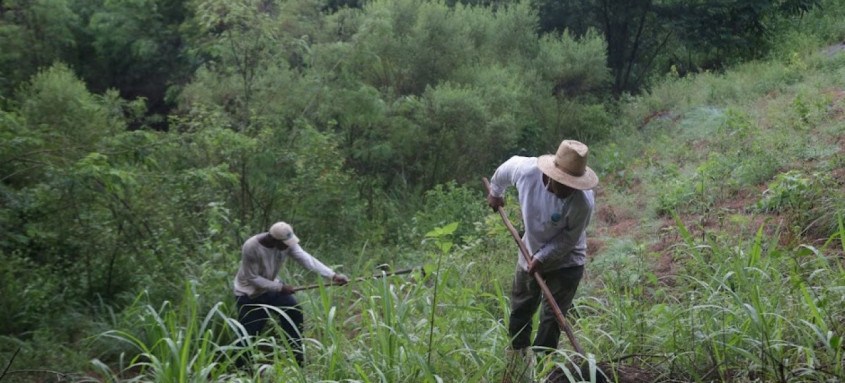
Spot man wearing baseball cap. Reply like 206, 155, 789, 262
486, 140, 598, 371
233, 221, 349, 367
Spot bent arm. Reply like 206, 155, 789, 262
489, 156, 531, 198
241, 252, 284, 291
533, 220, 587, 263
534, 196, 592, 263
288, 244, 336, 279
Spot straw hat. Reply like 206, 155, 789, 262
269, 222, 300, 247
537, 140, 598, 190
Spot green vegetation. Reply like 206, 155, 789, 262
2, 0, 845, 382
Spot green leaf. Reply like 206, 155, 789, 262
425, 221, 459, 238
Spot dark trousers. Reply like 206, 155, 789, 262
508, 264, 584, 351
235, 291, 304, 366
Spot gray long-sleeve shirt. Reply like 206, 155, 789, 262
489, 156, 595, 272
233, 234, 336, 297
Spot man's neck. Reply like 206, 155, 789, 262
258, 234, 288, 250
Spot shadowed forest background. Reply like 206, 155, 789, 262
2, 0, 845, 382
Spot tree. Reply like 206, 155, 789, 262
0, 0, 81, 98
85, 0, 192, 129
533, 0, 821, 93
1, 63, 122, 186
666, 0, 821, 69
533, 0, 668, 93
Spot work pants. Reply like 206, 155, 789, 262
235, 291, 304, 366
508, 264, 584, 351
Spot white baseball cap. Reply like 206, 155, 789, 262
268, 222, 299, 246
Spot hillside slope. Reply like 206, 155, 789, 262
570, 45, 845, 382
592, 44, 845, 279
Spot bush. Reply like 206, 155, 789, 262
756, 170, 842, 238
0, 251, 62, 336
410, 181, 487, 246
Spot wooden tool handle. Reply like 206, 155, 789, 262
292, 267, 421, 292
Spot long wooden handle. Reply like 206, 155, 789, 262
483, 177, 585, 354
292, 267, 421, 292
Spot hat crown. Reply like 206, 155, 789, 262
269, 222, 297, 245
536, 139, 598, 190
554, 140, 589, 177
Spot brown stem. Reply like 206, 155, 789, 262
0, 347, 20, 380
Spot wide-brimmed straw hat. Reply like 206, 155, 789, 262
269, 222, 300, 247
537, 140, 598, 190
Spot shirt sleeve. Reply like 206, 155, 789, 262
242, 249, 283, 291
533, 195, 592, 263
288, 244, 336, 278
490, 156, 531, 197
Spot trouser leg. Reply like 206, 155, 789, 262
235, 295, 270, 368
509, 266, 541, 350
533, 265, 584, 351
237, 296, 273, 336
235, 292, 305, 366
264, 291, 304, 365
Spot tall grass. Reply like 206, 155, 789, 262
87, 225, 519, 382
85, 211, 845, 383
578, 216, 845, 382
88, 283, 242, 382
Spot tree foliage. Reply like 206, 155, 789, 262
0, 2, 611, 343
533, 0, 822, 92
85, 0, 191, 124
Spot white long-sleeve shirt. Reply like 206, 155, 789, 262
233, 234, 336, 297
489, 156, 595, 272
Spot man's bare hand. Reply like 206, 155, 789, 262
332, 273, 350, 285
487, 194, 505, 211
278, 284, 295, 294
527, 258, 542, 275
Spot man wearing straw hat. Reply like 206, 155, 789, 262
233, 221, 349, 367
487, 140, 598, 361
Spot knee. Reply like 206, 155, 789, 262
275, 305, 303, 327
289, 307, 304, 324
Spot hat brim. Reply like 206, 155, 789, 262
537, 155, 599, 190
283, 234, 299, 247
